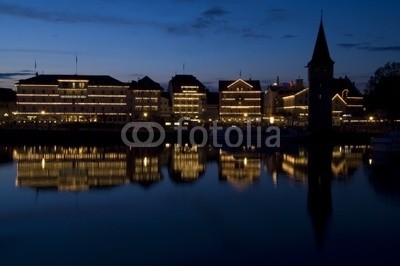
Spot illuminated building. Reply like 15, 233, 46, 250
219, 150, 260, 190
169, 145, 206, 183
307, 17, 334, 132
280, 77, 364, 126
168, 75, 206, 120
16, 74, 129, 123
263, 77, 304, 121
14, 146, 129, 191
129, 76, 163, 120
219, 79, 261, 123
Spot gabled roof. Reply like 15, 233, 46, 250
307, 19, 334, 67
131, 76, 164, 91
168, 74, 206, 93
219, 79, 261, 92
17, 74, 127, 86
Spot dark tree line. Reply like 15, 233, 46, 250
365, 62, 400, 121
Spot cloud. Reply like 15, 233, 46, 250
337, 43, 364, 48
359, 46, 400, 52
192, 6, 229, 30
337, 42, 400, 52
241, 32, 270, 39
282, 34, 297, 39
0, 48, 77, 55
0, 3, 159, 28
202, 7, 229, 17
0, 71, 34, 80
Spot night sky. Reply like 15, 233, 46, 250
0, 0, 399, 91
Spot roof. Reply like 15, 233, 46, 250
307, 19, 334, 67
0, 88, 16, 102
219, 79, 261, 92
168, 74, 206, 93
17, 74, 127, 86
131, 76, 164, 91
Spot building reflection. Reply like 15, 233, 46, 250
126, 147, 164, 187
219, 149, 261, 190
14, 146, 129, 191
264, 145, 366, 248
266, 145, 366, 185
168, 144, 206, 183
307, 143, 333, 249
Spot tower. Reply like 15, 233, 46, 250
307, 16, 334, 133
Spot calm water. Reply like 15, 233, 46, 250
0, 144, 400, 265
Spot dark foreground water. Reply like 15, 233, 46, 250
0, 144, 400, 265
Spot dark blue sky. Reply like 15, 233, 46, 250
0, 0, 399, 91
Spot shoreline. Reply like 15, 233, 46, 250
0, 126, 375, 146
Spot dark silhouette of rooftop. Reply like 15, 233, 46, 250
17, 74, 126, 86
130, 76, 164, 91
307, 19, 334, 67
168, 74, 206, 93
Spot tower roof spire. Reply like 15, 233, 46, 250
307, 15, 334, 67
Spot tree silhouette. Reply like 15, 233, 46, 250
365, 62, 400, 121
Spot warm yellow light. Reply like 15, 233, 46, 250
40, 110, 46, 115
269, 116, 275, 124
244, 113, 248, 117
143, 112, 148, 117
4, 113, 9, 117
369, 116, 374, 121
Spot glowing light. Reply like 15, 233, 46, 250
41, 158, 45, 169
369, 116, 374, 121
269, 116, 275, 124
143, 112, 148, 117
40, 110, 46, 115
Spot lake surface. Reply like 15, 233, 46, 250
0, 144, 400, 265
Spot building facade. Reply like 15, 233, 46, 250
219, 79, 261, 123
129, 76, 163, 120
16, 74, 129, 123
168, 74, 206, 120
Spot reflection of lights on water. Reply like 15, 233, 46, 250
41, 158, 45, 169
272, 171, 278, 183
369, 158, 373, 165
